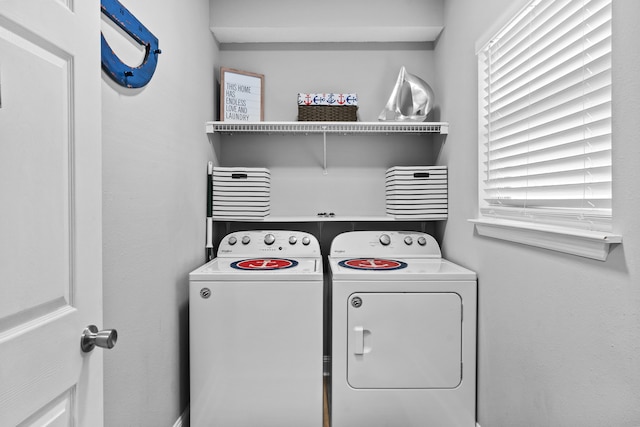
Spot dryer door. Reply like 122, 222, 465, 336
347, 292, 462, 389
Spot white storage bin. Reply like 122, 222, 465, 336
385, 166, 448, 220
212, 167, 270, 219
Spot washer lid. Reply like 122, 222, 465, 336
329, 258, 476, 280
190, 257, 323, 281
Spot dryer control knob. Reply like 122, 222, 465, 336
289, 236, 298, 245
404, 236, 413, 245
379, 234, 391, 246
264, 233, 276, 245
228, 236, 237, 245
302, 236, 311, 246
242, 235, 251, 245
417, 236, 427, 246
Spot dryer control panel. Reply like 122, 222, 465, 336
217, 230, 321, 258
330, 231, 441, 258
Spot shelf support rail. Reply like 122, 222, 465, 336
322, 126, 328, 174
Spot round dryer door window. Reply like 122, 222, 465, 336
231, 258, 298, 270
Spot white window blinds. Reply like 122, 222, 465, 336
477, 0, 612, 231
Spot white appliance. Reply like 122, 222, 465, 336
329, 231, 477, 427
189, 230, 323, 427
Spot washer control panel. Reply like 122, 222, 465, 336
330, 231, 441, 258
218, 230, 320, 257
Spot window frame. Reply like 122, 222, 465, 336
471, 0, 621, 260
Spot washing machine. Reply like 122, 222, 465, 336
189, 230, 323, 427
329, 231, 477, 427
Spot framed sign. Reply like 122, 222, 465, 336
220, 67, 264, 122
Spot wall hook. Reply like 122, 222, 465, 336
101, 0, 160, 88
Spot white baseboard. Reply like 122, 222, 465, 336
173, 403, 473, 427
477, 423, 482, 427
172, 405, 189, 427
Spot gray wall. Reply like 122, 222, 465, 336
434, 0, 640, 426
101, 0, 218, 425
219, 44, 439, 219
219, 44, 436, 122
99, 0, 640, 425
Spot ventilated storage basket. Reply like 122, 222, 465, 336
297, 93, 359, 121
212, 167, 270, 219
385, 166, 448, 220
297, 105, 358, 121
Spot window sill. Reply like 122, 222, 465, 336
469, 218, 622, 261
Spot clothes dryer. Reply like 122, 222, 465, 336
329, 231, 477, 427
189, 230, 323, 427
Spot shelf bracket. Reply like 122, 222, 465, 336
322, 126, 328, 174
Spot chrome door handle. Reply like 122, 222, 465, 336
81, 325, 118, 352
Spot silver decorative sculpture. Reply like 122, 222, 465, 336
378, 66, 435, 122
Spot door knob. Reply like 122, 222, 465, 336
81, 325, 118, 352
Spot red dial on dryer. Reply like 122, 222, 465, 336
339, 258, 407, 270
231, 258, 298, 270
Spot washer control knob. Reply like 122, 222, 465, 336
228, 236, 237, 245
379, 234, 391, 246
302, 236, 311, 246
404, 236, 413, 245
289, 236, 298, 245
417, 236, 427, 246
241, 235, 251, 245
264, 233, 276, 245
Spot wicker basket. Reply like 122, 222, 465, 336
298, 105, 358, 121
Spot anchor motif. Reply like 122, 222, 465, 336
231, 258, 298, 270
247, 259, 280, 269
298, 93, 358, 106
340, 258, 408, 270
101, 0, 161, 88
357, 259, 395, 268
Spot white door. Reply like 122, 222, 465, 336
0, 0, 103, 425
347, 292, 462, 389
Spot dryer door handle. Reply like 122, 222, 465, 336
354, 326, 364, 355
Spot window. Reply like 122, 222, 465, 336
477, 0, 612, 232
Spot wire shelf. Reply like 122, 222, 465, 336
206, 121, 449, 135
